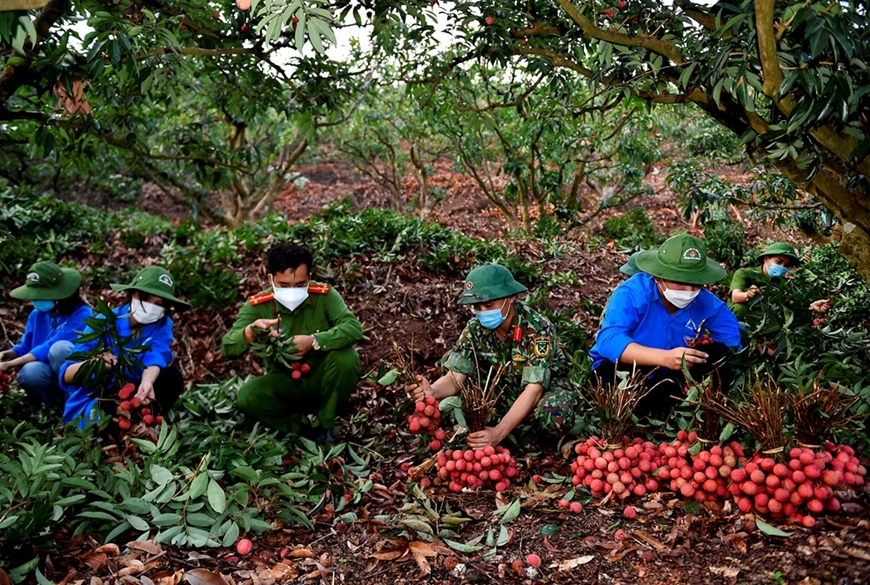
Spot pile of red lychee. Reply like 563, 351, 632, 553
288, 361, 311, 380
435, 446, 519, 492
655, 433, 746, 509
407, 395, 446, 451
570, 436, 663, 501
729, 443, 866, 528
117, 383, 163, 430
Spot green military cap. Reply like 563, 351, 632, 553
10, 261, 82, 300
110, 266, 191, 309
457, 264, 528, 305
619, 246, 659, 276
756, 242, 802, 264
635, 234, 726, 285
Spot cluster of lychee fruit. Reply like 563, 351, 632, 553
728, 444, 866, 528
288, 361, 311, 381
570, 436, 663, 501
117, 383, 162, 430
0, 371, 10, 393
656, 434, 746, 508
407, 395, 446, 451
435, 446, 519, 492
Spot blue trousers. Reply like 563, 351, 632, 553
17, 340, 74, 406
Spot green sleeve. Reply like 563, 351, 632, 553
441, 324, 474, 375
312, 289, 363, 351
729, 268, 750, 293
221, 301, 261, 359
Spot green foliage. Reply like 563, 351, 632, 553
600, 207, 660, 251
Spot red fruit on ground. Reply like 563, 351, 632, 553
291, 370, 302, 380
570, 502, 582, 514
773, 463, 790, 478
532, 475, 542, 484
236, 538, 252, 555
118, 418, 131, 430
429, 440, 441, 451
435, 429, 446, 441
400, 462, 410, 471
409, 420, 421, 433
807, 499, 824, 514
623, 506, 637, 519
526, 553, 542, 567
558, 499, 570, 508
801, 515, 816, 528
738, 497, 753, 513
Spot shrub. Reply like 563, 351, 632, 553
600, 207, 660, 251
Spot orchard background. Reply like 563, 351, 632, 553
1, 1, 870, 584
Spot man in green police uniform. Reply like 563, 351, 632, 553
728, 242, 831, 319
407, 264, 577, 448
221, 244, 362, 440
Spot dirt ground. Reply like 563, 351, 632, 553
5, 161, 869, 585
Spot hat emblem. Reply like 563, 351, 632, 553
159, 274, 173, 287
465, 281, 473, 290
683, 248, 702, 261
26, 272, 39, 283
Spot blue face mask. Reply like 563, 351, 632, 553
767, 263, 789, 279
32, 300, 55, 312
475, 299, 508, 330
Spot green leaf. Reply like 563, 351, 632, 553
126, 514, 150, 531
190, 473, 208, 500
540, 524, 560, 535
152, 513, 183, 527
222, 521, 240, 547
8, 557, 38, 583
376, 369, 400, 386
493, 499, 521, 524
442, 538, 484, 553
55, 494, 87, 507
207, 479, 226, 514
719, 422, 734, 442
755, 518, 793, 538
682, 501, 700, 515
150, 464, 174, 486
123, 498, 151, 515
34, 569, 56, 585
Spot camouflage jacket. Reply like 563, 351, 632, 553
442, 301, 568, 408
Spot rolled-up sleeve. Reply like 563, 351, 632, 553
313, 289, 363, 351
594, 286, 641, 363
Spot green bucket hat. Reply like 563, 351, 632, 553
635, 234, 726, 285
110, 266, 190, 309
756, 242, 802, 264
10, 261, 82, 301
457, 264, 528, 305
620, 246, 659, 277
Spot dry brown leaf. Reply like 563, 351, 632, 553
285, 549, 313, 559
185, 569, 228, 585
407, 542, 436, 557
128, 541, 162, 556
605, 545, 642, 562
141, 576, 155, 585
709, 566, 740, 578
89, 576, 104, 585
85, 553, 107, 570
548, 556, 594, 571
843, 547, 870, 561
94, 544, 121, 556
157, 571, 184, 585
629, 530, 667, 551
371, 548, 408, 561
410, 551, 431, 576
117, 566, 142, 577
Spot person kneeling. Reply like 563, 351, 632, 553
221, 244, 362, 442
589, 234, 742, 420
60, 267, 189, 426
407, 264, 577, 449
1, 262, 92, 407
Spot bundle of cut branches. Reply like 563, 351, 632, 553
585, 366, 654, 444
391, 338, 418, 387
688, 374, 787, 454
687, 374, 725, 442
453, 347, 505, 433
790, 378, 864, 445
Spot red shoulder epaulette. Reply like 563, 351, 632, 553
308, 284, 331, 295
248, 292, 275, 306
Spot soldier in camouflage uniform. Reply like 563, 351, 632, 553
222, 244, 362, 440
408, 264, 578, 448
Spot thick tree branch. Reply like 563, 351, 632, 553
556, 0, 686, 65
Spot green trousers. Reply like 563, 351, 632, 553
236, 347, 361, 433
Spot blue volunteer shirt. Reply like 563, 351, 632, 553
11, 304, 94, 363
590, 273, 741, 370
59, 304, 175, 425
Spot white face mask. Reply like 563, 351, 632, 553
131, 298, 165, 324
272, 278, 309, 311
659, 281, 700, 309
